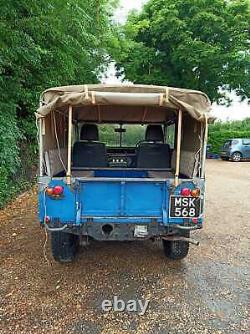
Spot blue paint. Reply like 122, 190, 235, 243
80, 217, 161, 224
94, 170, 148, 178
120, 181, 125, 215
77, 180, 167, 218
39, 180, 76, 224
38, 173, 204, 230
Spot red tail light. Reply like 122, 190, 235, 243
192, 218, 198, 224
53, 185, 64, 195
45, 216, 50, 223
46, 185, 64, 197
181, 188, 191, 196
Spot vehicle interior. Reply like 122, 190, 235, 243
43, 113, 202, 180
72, 123, 173, 176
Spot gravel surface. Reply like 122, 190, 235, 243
0, 160, 249, 334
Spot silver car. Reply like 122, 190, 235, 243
220, 138, 250, 161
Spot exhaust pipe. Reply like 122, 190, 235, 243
102, 224, 114, 236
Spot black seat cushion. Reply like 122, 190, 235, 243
137, 125, 171, 168
73, 142, 107, 167
73, 124, 107, 167
137, 143, 171, 168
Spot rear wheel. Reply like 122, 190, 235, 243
51, 232, 79, 263
162, 233, 189, 260
231, 152, 242, 162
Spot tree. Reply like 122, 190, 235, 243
0, 0, 114, 206
111, 0, 250, 104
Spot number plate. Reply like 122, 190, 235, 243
169, 196, 201, 218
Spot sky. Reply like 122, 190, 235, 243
104, 0, 250, 121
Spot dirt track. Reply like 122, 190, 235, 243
0, 160, 249, 334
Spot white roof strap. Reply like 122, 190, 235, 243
84, 85, 89, 101
159, 94, 164, 106
159, 87, 169, 106
91, 91, 96, 105
165, 87, 169, 103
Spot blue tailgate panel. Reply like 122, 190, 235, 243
80, 181, 166, 218
125, 183, 163, 216
80, 182, 121, 216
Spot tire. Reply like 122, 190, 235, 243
162, 233, 189, 260
51, 231, 79, 263
231, 152, 242, 162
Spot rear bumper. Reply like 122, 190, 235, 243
220, 151, 230, 158
44, 220, 202, 241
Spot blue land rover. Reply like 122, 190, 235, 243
37, 84, 212, 262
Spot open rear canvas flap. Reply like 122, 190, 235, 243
37, 84, 213, 123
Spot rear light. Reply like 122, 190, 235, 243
53, 185, 64, 195
191, 188, 200, 197
180, 187, 200, 197
46, 188, 54, 196
192, 218, 198, 224
45, 216, 50, 223
46, 185, 64, 197
181, 188, 191, 196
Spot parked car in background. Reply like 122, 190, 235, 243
220, 138, 250, 161
206, 144, 220, 160
206, 144, 212, 158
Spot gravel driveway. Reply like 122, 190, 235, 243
0, 160, 249, 334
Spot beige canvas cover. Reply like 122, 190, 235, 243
37, 84, 212, 123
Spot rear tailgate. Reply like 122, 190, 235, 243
78, 179, 169, 223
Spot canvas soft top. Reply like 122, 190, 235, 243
37, 84, 213, 123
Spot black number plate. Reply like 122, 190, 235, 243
169, 196, 201, 218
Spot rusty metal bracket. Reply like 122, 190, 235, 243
175, 224, 201, 231
162, 235, 199, 246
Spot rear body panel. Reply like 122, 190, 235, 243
78, 179, 168, 222
39, 174, 204, 240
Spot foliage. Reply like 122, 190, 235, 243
111, 0, 250, 104
99, 124, 145, 146
208, 118, 250, 153
0, 0, 114, 207
98, 120, 250, 154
